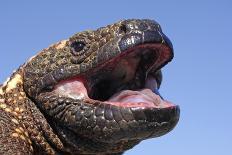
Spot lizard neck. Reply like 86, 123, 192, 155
0, 68, 28, 123
0, 68, 64, 154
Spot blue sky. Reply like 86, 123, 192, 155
0, 1, 231, 154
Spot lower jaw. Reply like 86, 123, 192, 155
52, 122, 140, 154
37, 91, 179, 155
61, 99, 179, 142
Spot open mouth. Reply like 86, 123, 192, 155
53, 43, 175, 109
23, 20, 180, 150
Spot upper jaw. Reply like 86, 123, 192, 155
95, 29, 173, 69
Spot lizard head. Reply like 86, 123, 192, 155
23, 19, 180, 154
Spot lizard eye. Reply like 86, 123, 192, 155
70, 41, 86, 55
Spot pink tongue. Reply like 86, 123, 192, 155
106, 89, 172, 108
54, 78, 89, 100
54, 77, 174, 108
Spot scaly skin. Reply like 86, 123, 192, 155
0, 19, 179, 154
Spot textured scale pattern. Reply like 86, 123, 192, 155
0, 71, 63, 154
0, 19, 179, 155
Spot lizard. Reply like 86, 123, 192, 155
0, 19, 180, 155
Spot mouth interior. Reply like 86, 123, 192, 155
54, 43, 175, 108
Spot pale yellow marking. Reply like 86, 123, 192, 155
20, 92, 26, 97
19, 127, 25, 133
11, 118, 19, 124
12, 132, 19, 138
20, 135, 26, 141
13, 107, 23, 115
15, 128, 22, 134
0, 103, 7, 109
0, 98, 5, 103
6, 74, 23, 92
24, 131, 29, 137
5, 108, 12, 112
13, 127, 29, 142
15, 107, 20, 112
18, 96, 24, 100
19, 108, 24, 112
28, 139, 32, 144
12, 111, 18, 116
55, 40, 67, 49
7, 98, 12, 103
18, 115, 22, 119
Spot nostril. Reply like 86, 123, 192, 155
119, 24, 127, 34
